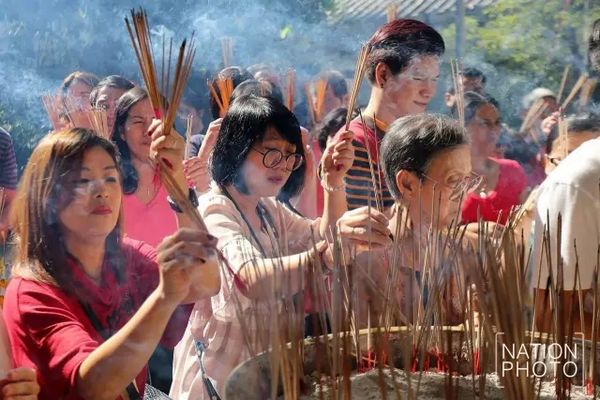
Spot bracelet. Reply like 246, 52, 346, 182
167, 188, 199, 213
320, 179, 346, 193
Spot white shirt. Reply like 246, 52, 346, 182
532, 138, 600, 290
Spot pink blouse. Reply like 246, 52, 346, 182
121, 184, 178, 248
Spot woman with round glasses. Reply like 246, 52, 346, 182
458, 91, 529, 225
170, 94, 392, 398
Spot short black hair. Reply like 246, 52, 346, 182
461, 67, 486, 84
211, 94, 305, 198
90, 75, 135, 107
366, 19, 445, 85
381, 114, 468, 200
230, 79, 284, 104
208, 66, 254, 119
546, 110, 600, 154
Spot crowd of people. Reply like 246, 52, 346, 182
0, 15, 598, 400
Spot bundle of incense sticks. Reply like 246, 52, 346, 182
41, 92, 64, 129
86, 107, 110, 139
556, 65, 571, 104
221, 37, 233, 68
207, 76, 234, 117
450, 59, 465, 127
519, 98, 548, 139
314, 79, 327, 123
561, 73, 588, 111
345, 44, 371, 130
386, 3, 397, 23
284, 68, 296, 111
125, 8, 205, 231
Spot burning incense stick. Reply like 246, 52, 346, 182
451, 60, 465, 127
556, 65, 571, 105
561, 73, 588, 111
314, 79, 328, 123
285, 68, 296, 111
221, 37, 233, 68
345, 44, 371, 130
386, 3, 397, 23
87, 107, 110, 139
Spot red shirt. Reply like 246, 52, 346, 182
3, 238, 191, 400
461, 158, 528, 225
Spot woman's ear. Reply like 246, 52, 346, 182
374, 63, 391, 89
395, 169, 419, 200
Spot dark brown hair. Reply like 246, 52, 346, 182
11, 128, 124, 295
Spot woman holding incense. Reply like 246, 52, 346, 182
111, 87, 184, 248
458, 92, 529, 225
170, 94, 391, 399
3, 127, 220, 399
90, 75, 135, 135
341, 18, 445, 211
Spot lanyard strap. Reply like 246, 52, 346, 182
79, 302, 142, 400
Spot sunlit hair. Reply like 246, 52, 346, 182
366, 19, 445, 85
10, 128, 124, 295
211, 94, 305, 198
455, 91, 500, 125
230, 79, 284, 104
381, 114, 468, 200
89, 75, 135, 107
60, 71, 100, 98
546, 109, 600, 154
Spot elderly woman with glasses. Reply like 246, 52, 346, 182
351, 113, 483, 327
170, 94, 393, 399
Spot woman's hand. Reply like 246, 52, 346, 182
320, 130, 354, 186
336, 207, 392, 253
148, 118, 186, 174
198, 118, 222, 158
182, 156, 210, 191
156, 228, 220, 304
540, 111, 560, 136
0, 367, 40, 400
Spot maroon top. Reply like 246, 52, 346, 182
3, 237, 192, 400
461, 158, 528, 225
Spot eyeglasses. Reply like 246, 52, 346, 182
251, 147, 304, 172
419, 172, 484, 201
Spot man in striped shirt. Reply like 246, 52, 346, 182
339, 19, 445, 210
0, 127, 17, 234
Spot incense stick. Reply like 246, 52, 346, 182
386, 3, 397, 23
451, 60, 465, 127
184, 114, 193, 159
208, 76, 234, 117
561, 73, 588, 111
285, 68, 296, 111
314, 79, 328, 123
556, 65, 571, 105
345, 44, 371, 130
